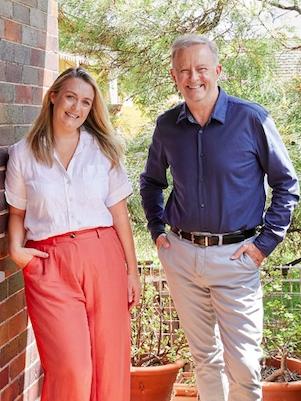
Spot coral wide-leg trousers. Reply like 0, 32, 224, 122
23, 227, 130, 401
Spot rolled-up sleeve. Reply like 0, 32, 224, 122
5, 144, 27, 210
105, 162, 132, 207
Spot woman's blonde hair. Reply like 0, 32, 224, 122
27, 67, 123, 166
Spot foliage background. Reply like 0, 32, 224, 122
59, 0, 301, 356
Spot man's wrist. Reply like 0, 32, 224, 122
152, 231, 166, 243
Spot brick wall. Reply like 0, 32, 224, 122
277, 48, 301, 80
0, 1, 58, 400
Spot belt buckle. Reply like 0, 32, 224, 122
178, 229, 183, 240
191, 233, 195, 244
70, 233, 76, 238
204, 236, 209, 247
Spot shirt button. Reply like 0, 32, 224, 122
200, 153, 204, 157
200, 203, 205, 208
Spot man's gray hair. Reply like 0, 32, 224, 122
171, 34, 219, 64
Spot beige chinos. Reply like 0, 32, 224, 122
158, 232, 263, 401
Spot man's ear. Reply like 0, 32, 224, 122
170, 68, 177, 83
216, 64, 222, 79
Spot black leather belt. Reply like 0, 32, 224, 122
171, 227, 257, 247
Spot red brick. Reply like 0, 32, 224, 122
0, 329, 28, 368
30, 48, 45, 68
8, 310, 28, 339
0, 82, 14, 103
38, 68, 45, 86
37, 30, 46, 50
0, 258, 19, 279
5, 63, 22, 83
0, 193, 8, 213
0, 320, 9, 347
7, 270, 24, 297
0, 238, 8, 258
0, 235, 8, 258
0, 60, 5, 81
0, 170, 6, 190
0, 213, 8, 235
0, 278, 8, 301
15, 85, 32, 104
0, 147, 8, 168
0, 289, 26, 322
10, 341, 40, 382
0, 372, 24, 401
9, 351, 26, 380
4, 20, 22, 43
32, 87, 43, 105
13, 2, 30, 25
0, 367, 9, 390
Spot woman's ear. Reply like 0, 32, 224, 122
49, 92, 56, 104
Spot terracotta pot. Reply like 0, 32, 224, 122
263, 357, 301, 401
130, 360, 185, 401
173, 372, 198, 398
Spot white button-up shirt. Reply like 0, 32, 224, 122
5, 129, 132, 240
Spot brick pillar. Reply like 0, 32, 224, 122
0, 1, 58, 400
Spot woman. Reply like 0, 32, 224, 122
5, 67, 141, 401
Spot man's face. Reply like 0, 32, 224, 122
170, 44, 221, 106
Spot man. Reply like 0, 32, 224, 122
140, 35, 299, 401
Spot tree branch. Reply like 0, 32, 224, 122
265, 1, 301, 14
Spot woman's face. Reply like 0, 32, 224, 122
50, 77, 95, 135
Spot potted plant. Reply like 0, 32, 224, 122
173, 265, 301, 401
130, 266, 189, 401
131, 263, 301, 401
261, 266, 301, 401
173, 371, 198, 400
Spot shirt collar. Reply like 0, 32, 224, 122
74, 126, 93, 155
176, 87, 228, 125
53, 126, 92, 163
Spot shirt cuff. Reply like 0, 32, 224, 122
5, 190, 26, 210
253, 229, 282, 256
105, 182, 133, 208
151, 226, 166, 242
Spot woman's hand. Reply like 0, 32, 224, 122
10, 246, 49, 269
8, 206, 48, 269
127, 272, 141, 310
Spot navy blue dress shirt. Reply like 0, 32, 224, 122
140, 88, 299, 256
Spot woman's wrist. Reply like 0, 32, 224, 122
127, 265, 139, 276
9, 243, 24, 258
